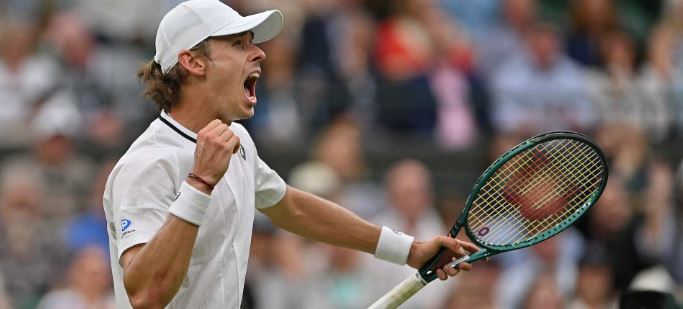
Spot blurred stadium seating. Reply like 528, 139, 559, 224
0, 0, 682, 308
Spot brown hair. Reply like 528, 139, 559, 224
137, 40, 211, 111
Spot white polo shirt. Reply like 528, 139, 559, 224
103, 111, 287, 308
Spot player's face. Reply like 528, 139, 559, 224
205, 32, 265, 121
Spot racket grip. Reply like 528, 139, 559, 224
368, 272, 427, 309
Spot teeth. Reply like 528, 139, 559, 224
248, 72, 260, 79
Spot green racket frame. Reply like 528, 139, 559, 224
418, 131, 609, 282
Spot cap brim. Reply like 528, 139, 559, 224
212, 10, 283, 43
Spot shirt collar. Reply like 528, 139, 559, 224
159, 110, 198, 143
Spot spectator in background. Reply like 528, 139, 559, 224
566, 0, 619, 67
492, 21, 594, 134
362, 159, 453, 309
652, 0, 683, 136
246, 213, 309, 309
297, 0, 377, 129
373, 0, 439, 134
634, 158, 683, 286
43, 12, 151, 144
0, 19, 60, 146
0, 273, 11, 309
374, 0, 480, 139
568, 246, 618, 309
247, 35, 303, 143
521, 272, 565, 309
66, 160, 116, 254
36, 246, 115, 309
638, 25, 678, 143
443, 261, 500, 309
494, 234, 581, 309
0, 100, 95, 228
288, 161, 375, 308
314, 118, 385, 219
596, 124, 649, 191
640, 24, 683, 142
0, 170, 69, 308
69, 0, 163, 44
304, 244, 374, 309
581, 176, 654, 291
421, 4, 478, 150
439, 0, 500, 37
586, 30, 647, 133
288, 161, 342, 201
475, 0, 537, 79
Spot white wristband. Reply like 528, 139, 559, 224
169, 181, 211, 226
374, 226, 414, 265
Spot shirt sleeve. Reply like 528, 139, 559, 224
254, 157, 287, 209
111, 157, 179, 260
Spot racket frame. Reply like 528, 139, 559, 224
418, 131, 608, 282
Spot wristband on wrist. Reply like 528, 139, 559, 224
169, 181, 211, 226
374, 226, 414, 265
188, 173, 215, 190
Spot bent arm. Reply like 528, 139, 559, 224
121, 217, 198, 308
120, 178, 211, 309
260, 186, 381, 254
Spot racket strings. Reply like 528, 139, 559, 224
471, 155, 594, 245
481, 142, 600, 241
478, 142, 602, 244
470, 142, 595, 231
494, 161, 601, 245
468, 139, 605, 247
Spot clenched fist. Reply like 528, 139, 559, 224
188, 119, 240, 193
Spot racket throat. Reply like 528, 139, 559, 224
448, 254, 471, 269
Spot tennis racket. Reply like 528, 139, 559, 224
368, 131, 609, 309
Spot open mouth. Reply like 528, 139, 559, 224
243, 72, 260, 103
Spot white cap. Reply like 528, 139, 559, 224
154, 0, 284, 73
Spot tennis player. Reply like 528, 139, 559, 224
103, 0, 477, 308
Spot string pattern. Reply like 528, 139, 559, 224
468, 139, 605, 247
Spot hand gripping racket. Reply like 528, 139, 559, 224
368, 131, 609, 309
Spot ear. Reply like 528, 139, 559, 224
177, 50, 208, 76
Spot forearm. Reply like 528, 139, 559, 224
122, 178, 211, 308
262, 186, 381, 254
123, 216, 198, 308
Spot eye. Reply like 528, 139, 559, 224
233, 39, 245, 49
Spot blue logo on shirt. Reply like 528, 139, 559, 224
121, 219, 132, 232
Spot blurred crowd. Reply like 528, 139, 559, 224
1, 0, 683, 308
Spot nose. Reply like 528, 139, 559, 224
250, 44, 266, 63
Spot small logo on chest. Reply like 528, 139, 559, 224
239, 145, 246, 161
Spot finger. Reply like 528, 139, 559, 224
436, 269, 447, 281
200, 119, 223, 134
443, 265, 460, 277
209, 123, 230, 136
217, 129, 234, 142
457, 262, 472, 271
457, 240, 480, 254
441, 237, 467, 258
227, 136, 241, 154
197, 120, 223, 140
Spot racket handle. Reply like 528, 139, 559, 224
368, 272, 427, 309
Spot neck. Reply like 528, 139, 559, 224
170, 91, 230, 132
